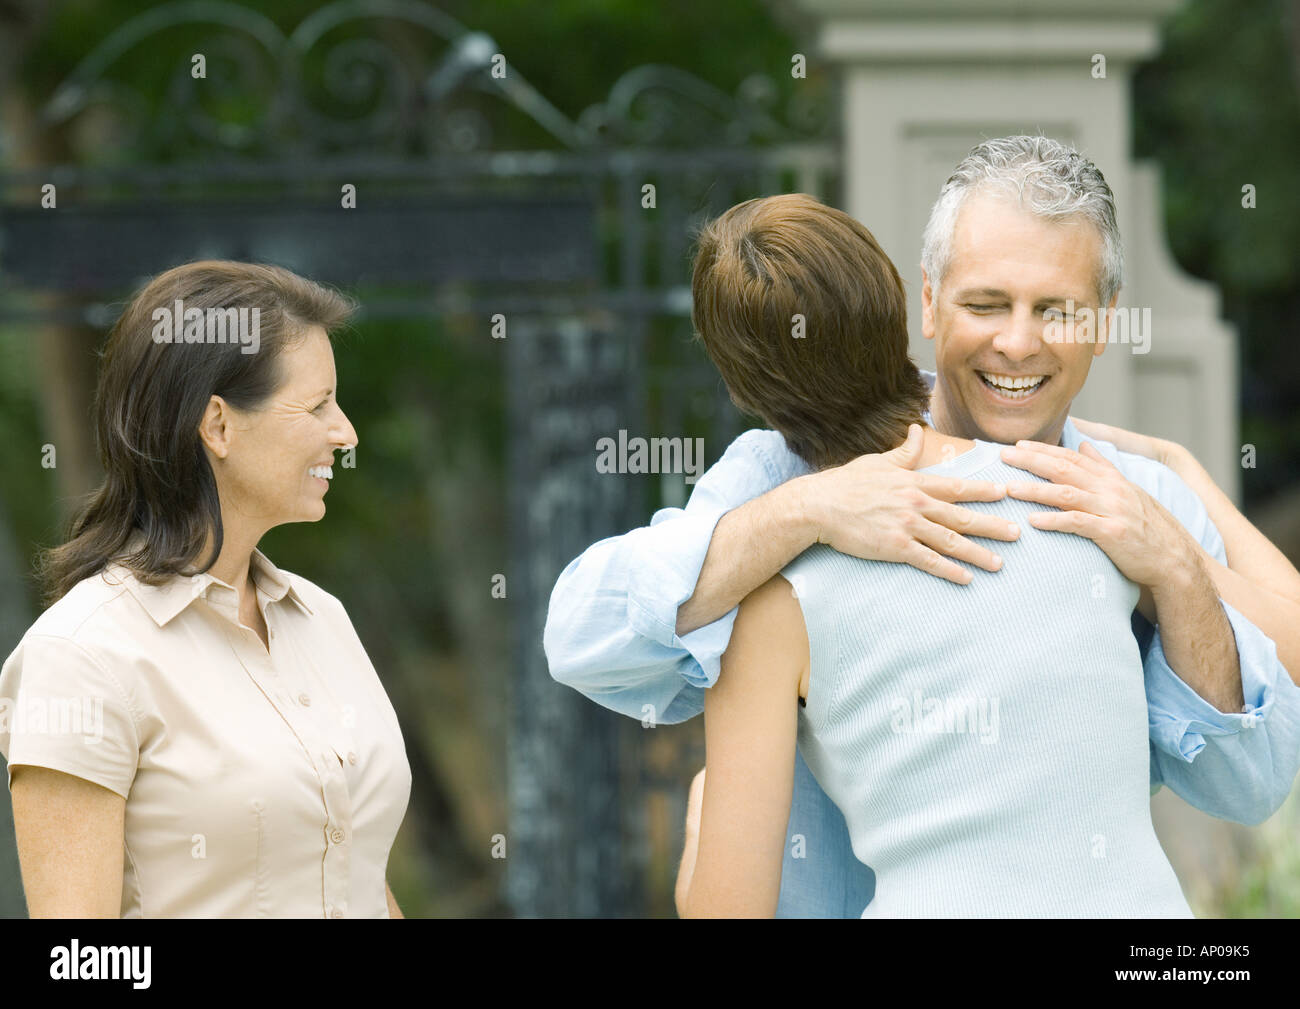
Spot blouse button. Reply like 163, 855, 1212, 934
330, 827, 346, 844
298, 692, 312, 706
347, 752, 357, 765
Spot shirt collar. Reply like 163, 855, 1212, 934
248, 548, 314, 617
106, 533, 314, 628
1058, 416, 1084, 450
920, 368, 936, 427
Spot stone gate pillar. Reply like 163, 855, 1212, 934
791, 0, 1240, 501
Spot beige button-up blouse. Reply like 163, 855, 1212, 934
0, 546, 411, 918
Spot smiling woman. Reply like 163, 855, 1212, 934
37, 261, 359, 603
0, 261, 411, 918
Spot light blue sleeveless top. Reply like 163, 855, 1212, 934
783, 439, 1192, 917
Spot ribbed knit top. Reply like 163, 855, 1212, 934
784, 439, 1192, 917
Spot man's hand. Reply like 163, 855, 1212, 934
676, 424, 1019, 636
1000, 439, 1196, 598
1001, 439, 1244, 712
803, 424, 1020, 585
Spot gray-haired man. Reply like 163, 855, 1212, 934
545, 136, 1300, 917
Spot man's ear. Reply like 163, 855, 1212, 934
1093, 291, 1118, 358
197, 395, 233, 460
921, 269, 936, 342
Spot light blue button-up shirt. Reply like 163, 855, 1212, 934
543, 371, 1300, 917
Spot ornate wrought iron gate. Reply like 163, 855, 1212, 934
0, 0, 838, 917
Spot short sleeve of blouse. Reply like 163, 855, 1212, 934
0, 633, 140, 799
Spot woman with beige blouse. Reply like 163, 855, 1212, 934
0, 261, 411, 918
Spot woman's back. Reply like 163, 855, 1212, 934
784, 440, 1192, 917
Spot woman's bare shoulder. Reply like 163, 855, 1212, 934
722, 575, 809, 692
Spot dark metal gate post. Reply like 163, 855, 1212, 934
506, 318, 640, 917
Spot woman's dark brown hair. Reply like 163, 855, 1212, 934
691, 193, 929, 470
36, 260, 356, 606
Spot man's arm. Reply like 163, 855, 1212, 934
1004, 436, 1300, 823
678, 424, 1017, 635
546, 426, 1016, 724
1137, 598, 1300, 822
1190, 553, 1300, 682
385, 880, 403, 919
1137, 528, 1243, 713
1071, 417, 1300, 606
1069, 417, 1300, 681
1004, 440, 1242, 712
544, 429, 797, 724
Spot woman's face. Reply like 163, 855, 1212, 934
202, 325, 358, 535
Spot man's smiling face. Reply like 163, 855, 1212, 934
922, 188, 1113, 446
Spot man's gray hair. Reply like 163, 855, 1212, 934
920, 135, 1124, 307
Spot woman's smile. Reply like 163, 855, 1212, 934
308, 461, 334, 490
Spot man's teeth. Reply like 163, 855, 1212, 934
309, 465, 333, 480
978, 372, 1046, 398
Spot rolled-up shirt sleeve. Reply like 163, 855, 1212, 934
1080, 432, 1300, 822
0, 634, 140, 800
543, 430, 797, 724
1143, 600, 1300, 823
1144, 601, 1272, 763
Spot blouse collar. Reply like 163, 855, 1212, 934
104, 532, 314, 627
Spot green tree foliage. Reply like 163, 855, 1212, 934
1133, 0, 1300, 503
